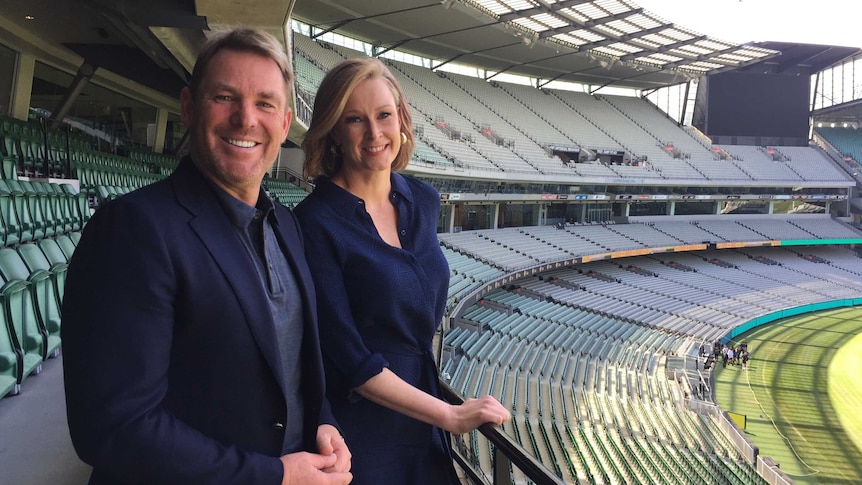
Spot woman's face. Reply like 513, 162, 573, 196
331, 77, 402, 175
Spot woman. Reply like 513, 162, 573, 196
294, 58, 510, 484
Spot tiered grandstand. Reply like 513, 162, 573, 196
289, 26, 862, 485
437, 219, 862, 484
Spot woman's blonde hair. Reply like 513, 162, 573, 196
302, 58, 414, 179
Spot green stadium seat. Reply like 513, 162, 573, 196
16, 180, 47, 241
59, 183, 90, 229
0, 179, 21, 246
18, 138, 43, 177
4, 179, 35, 243
0, 135, 23, 178
31, 182, 58, 238
18, 242, 65, 304
0, 248, 61, 359
43, 182, 73, 234
54, 234, 77, 262
0, 152, 16, 180
37, 238, 69, 265
0, 273, 43, 380
0, 304, 21, 397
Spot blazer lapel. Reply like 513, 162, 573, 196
171, 160, 286, 389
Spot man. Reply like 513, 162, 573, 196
62, 28, 351, 484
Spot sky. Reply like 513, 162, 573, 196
635, 0, 862, 48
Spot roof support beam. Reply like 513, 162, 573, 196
620, 35, 707, 62
312, 2, 440, 39
498, 0, 593, 23
538, 8, 645, 40
432, 40, 522, 70
577, 24, 668, 52
661, 45, 750, 70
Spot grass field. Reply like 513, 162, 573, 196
714, 307, 862, 485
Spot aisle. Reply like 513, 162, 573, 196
0, 353, 92, 484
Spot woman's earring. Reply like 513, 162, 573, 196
401, 132, 408, 144
329, 143, 341, 157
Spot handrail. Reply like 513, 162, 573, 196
440, 380, 566, 485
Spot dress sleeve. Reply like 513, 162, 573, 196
299, 217, 389, 396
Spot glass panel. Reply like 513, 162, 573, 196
31, 61, 157, 151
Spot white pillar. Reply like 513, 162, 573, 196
151, 107, 169, 154
10, 53, 35, 121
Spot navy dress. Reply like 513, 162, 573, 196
294, 174, 457, 485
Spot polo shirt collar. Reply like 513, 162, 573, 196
210, 182, 279, 228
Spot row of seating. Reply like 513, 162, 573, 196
440, 240, 862, 483
264, 178, 308, 208
0, 233, 79, 399
0, 114, 94, 180
295, 33, 853, 184
0, 178, 88, 248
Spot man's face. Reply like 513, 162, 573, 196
181, 49, 291, 204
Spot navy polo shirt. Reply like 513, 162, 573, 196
211, 184, 305, 454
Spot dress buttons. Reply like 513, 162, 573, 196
272, 421, 285, 430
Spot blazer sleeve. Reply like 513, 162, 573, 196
62, 199, 284, 484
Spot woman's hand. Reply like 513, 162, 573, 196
443, 395, 511, 434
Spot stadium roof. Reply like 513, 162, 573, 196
0, 0, 858, 100
291, 0, 783, 91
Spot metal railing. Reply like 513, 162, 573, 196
440, 381, 566, 485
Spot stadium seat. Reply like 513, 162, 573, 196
59, 182, 89, 229
4, 179, 35, 243
37, 238, 69, 265
0, 147, 16, 180
0, 305, 21, 397
44, 182, 74, 233
0, 179, 20, 247
18, 242, 65, 304
16, 180, 47, 241
31, 181, 58, 238
0, 248, 61, 359
54, 234, 77, 262
0, 272, 43, 381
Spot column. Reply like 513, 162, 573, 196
10, 53, 35, 121
151, 107, 169, 154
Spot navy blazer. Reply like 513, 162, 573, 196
62, 159, 332, 484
